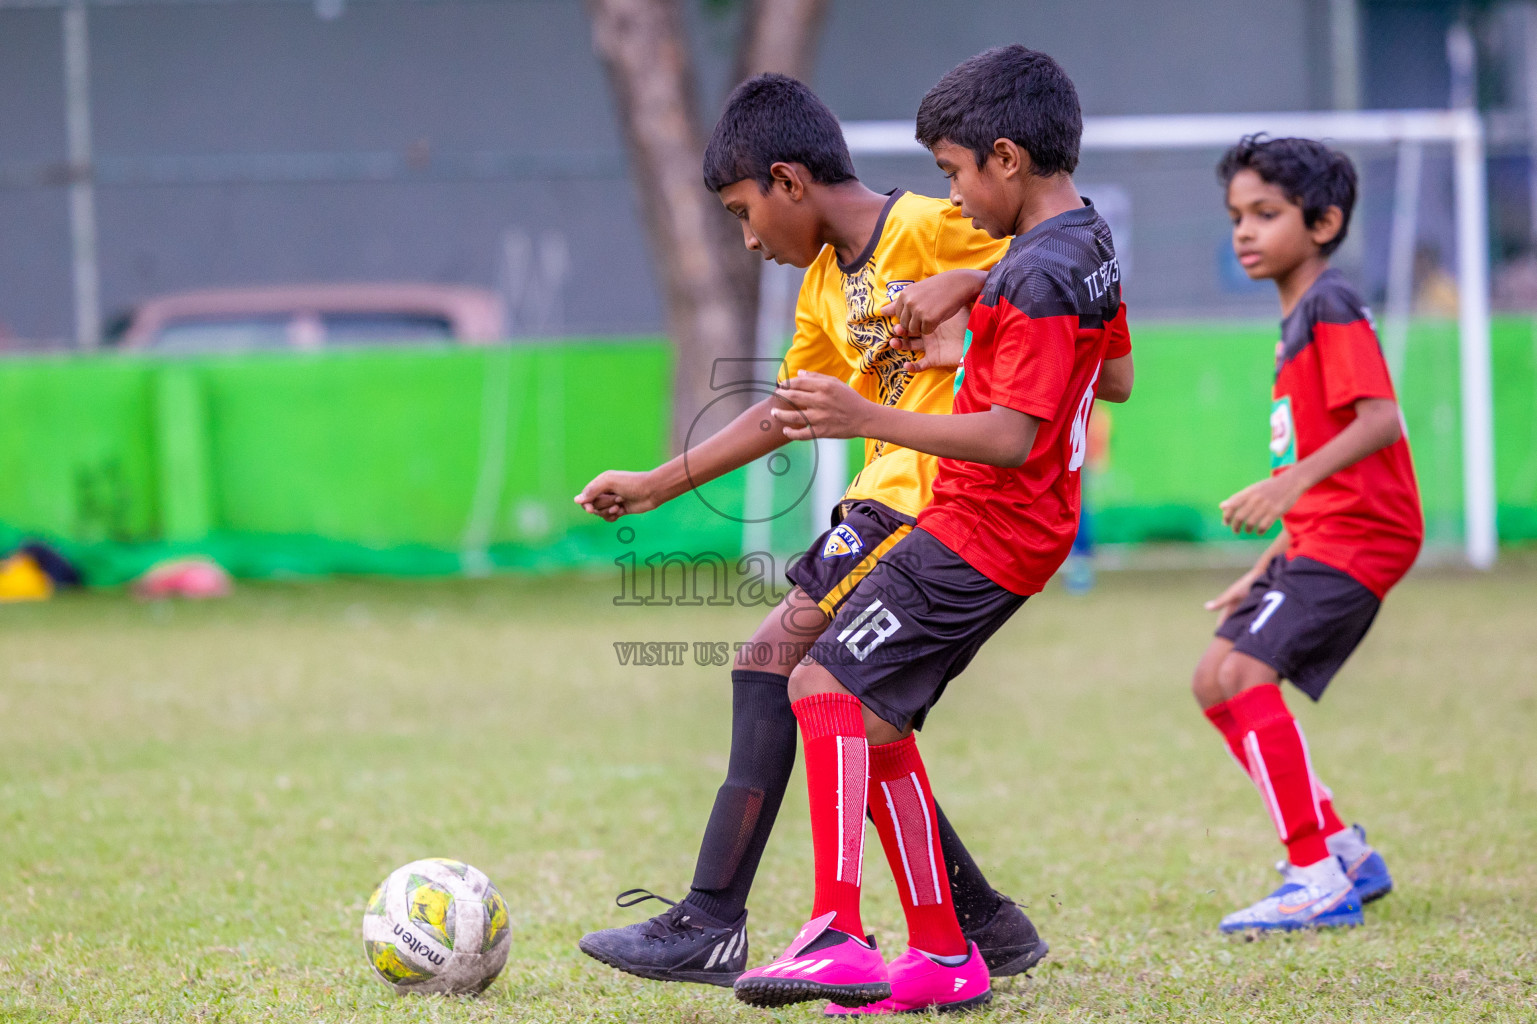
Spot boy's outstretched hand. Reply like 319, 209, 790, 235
889, 309, 968, 372
1219, 471, 1302, 534
880, 268, 986, 339
772, 371, 874, 441
1204, 570, 1259, 623
574, 469, 658, 522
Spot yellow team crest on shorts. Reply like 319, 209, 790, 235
822, 523, 864, 559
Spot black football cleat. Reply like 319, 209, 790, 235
964, 893, 1049, 978
578, 889, 748, 987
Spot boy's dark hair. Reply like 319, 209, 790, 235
914, 44, 1082, 176
1218, 134, 1358, 256
703, 73, 857, 193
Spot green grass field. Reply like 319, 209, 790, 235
2, 559, 1534, 1022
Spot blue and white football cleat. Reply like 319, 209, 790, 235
1219, 859, 1363, 933
1328, 824, 1394, 905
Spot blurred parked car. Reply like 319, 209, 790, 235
108, 283, 505, 352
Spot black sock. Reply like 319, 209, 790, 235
684, 669, 797, 923
934, 802, 1003, 929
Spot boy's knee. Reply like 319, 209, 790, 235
1215, 650, 1279, 698
863, 706, 909, 745
1191, 661, 1222, 708
785, 659, 830, 703
1191, 641, 1230, 709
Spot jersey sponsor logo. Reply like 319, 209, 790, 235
1270, 396, 1297, 468
1082, 256, 1120, 302
838, 597, 902, 661
822, 523, 864, 559
1250, 590, 1286, 633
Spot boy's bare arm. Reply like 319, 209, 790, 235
1097, 354, 1134, 403
773, 371, 1039, 467
1220, 396, 1402, 535
575, 395, 793, 521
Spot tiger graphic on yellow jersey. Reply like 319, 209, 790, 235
779, 190, 1008, 520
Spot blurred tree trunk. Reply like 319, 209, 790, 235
586, 0, 829, 453
734, 0, 829, 82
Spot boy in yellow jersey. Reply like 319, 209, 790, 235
573, 74, 1046, 988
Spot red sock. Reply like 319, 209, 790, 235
1208, 694, 1349, 842
792, 693, 868, 938
1203, 699, 1250, 771
1226, 684, 1330, 866
868, 735, 967, 957
1316, 787, 1347, 838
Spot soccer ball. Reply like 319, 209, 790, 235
362, 858, 511, 995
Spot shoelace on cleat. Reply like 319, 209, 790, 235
613, 888, 706, 943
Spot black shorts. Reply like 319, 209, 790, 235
808, 527, 1027, 731
787, 500, 916, 616
1215, 554, 1380, 701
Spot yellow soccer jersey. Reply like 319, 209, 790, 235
779, 190, 1008, 520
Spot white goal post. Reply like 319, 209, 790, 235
821, 108, 1496, 570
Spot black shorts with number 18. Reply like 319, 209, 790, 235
807, 527, 1026, 731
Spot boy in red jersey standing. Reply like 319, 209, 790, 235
730, 45, 1134, 1012
1196, 135, 1422, 932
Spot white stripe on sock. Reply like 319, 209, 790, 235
835, 738, 846, 882
853, 739, 867, 888
1245, 731, 1288, 841
911, 772, 943, 907
883, 780, 920, 904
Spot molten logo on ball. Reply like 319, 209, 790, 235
362, 858, 511, 995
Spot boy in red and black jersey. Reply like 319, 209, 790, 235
573, 73, 1042, 995
921, 203, 1131, 598
1196, 135, 1423, 933
1260, 270, 1422, 598
730, 46, 1134, 1012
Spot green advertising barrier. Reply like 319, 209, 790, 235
1093, 317, 1537, 548
0, 319, 1533, 586
0, 341, 748, 585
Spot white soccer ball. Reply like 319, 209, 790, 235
362, 857, 511, 995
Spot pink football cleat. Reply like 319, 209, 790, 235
824, 942, 992, 1016
733, 912, 890, 1009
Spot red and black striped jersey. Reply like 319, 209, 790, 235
918, 199, 1131, 595
1272, 269, 1422, 597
